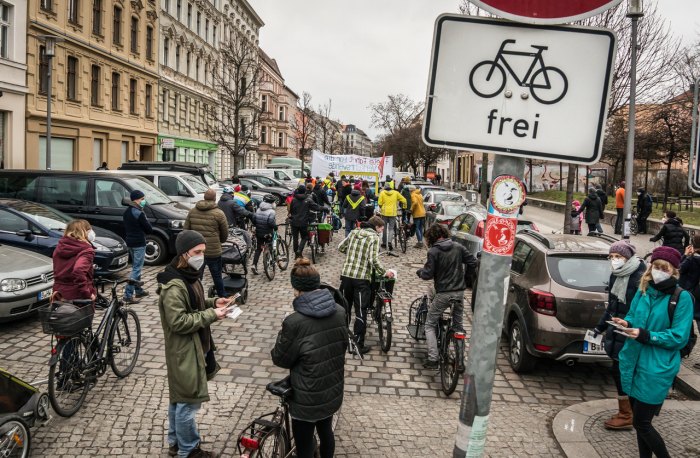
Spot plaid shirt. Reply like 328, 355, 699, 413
338, 227, 386, 280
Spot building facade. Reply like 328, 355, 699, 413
26, 0, 159, 171
342, 124, 372, 157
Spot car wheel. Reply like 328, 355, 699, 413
144, 235, 168, 265
509, 320, 537, 373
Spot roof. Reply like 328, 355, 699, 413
518, 231, 614, 254
259, 48, 283, 79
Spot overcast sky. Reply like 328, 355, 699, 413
251, 0, 700, 141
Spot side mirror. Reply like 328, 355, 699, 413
16, 229, 35, 241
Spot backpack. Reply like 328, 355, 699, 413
668, 287, 697, 358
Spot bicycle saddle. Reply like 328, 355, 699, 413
266, 377, 293, 399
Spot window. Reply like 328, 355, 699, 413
278, 106, 285, 121
121, 141, 128, 163
95, 179, 128, 208
511, 242, 534, 274
68, 0, 79, 24
92, 0, 102, 35
145, 83, 152, 117
130, 16, 138, 54
164, 0, 170, 12
0, 4, 10, 59
194, 100, 199, 126
547, 256, 610, 293
90, 64, 100, 106
162, 89, 169, 122
277, 132, 284, 148
260, 126, 266, 144
239, 118, 246, 137
174, 93, 180, 123
203, 62, 208, 85
205, 18, 209, 41
195, 57, 200, 81
66, 56, 78, 101
113, 6, 122, 45
146, 25, 153, 60
261, 95, 267, 112
187, 3, 192, 27
163, 37, 169, 66
175, 45, 180, 70
185, 97, 190, 124
39, 138, 75, 171
240, 77, 247, 96
212, 25, 216, 46
186, 51, 190, 76
196, 11, 201, 35
176, 0, 181, 20
40, 0, 53, 12
158, 176, 189, 197
111, 72, 120, 110
129, 78, 137, 114
92, 139, 103, 170
38, 46, 48, 94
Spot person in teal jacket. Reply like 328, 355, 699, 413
614, 246, 693, 458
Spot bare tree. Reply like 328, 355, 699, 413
291, 92, 315, 175
314, 99, 343, 154
206, 31, 261, 176
369, 94, 424, 136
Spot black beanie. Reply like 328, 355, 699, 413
176, 230, 205, 255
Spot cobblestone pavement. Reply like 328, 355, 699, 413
0, 208, 637, 457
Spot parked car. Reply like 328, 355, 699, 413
103, 170, 219, 208
239, 173, 296, 193
119, 161, 219, 188
238, 178, 290, 204
0, 199, 129, 276
423, 191, 467, 212
449, 209, 538, 257
471, 231, 614, 372
0, 171, 190, 265
425, 201, 478, 227
238, 169, 297, 188
0, 245, 55, 322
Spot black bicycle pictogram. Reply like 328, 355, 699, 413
469, 39, 568, 105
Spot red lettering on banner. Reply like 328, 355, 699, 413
482, 215, 516, 256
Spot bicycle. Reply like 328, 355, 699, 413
368, 275, 394, 353
261, 227, 290, 281
469, 39, 568, 105
610, 209, 639, 236
307, 222, 321, 264
394, 214, 409, 254
45, 278, 142, 417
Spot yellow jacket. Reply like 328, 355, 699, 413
378, 189, 407, 217
411, 189, 426, 218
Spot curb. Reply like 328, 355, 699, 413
677, 363, 700, 399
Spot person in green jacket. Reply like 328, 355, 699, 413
614, 246, 693, 458
157, 230, 232, 458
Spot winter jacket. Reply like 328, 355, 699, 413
679, 254, 700, 297
650, 218, 689, 254
342, 190, 366, 222
577, 192, 604, 225
399, 184, 412, 210
595, 261, 646, 360
52, 236, 96, 301
251, 202, 278, 238
338, 226, 385, 280
184, 200, 228, 258
596, 189, 608, 207
122, 202, 153, 248
218, 193, 252, 228
271, 289, 347, 422
417, 239, 477, 293
337, 181, 352, 204
570, 200, 583, 232
619, 285, 693, 405
289, 191, 322, 229
313, 185, 331, 207
377, 189, 407, 217
637, 192, 653, 214
411, 189, 426, 218
615, 187, 625, 208
157, 266, 218, 404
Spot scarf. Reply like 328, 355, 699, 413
165, 258, 210, 354
649, 276, 678, 295
610, 256, 642, 304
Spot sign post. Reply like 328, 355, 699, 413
688, 78, 700, 193
421, 7, 618, 458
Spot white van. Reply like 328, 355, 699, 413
266, 164, 305, 180
239, 168, 296, 187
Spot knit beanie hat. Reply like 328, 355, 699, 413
176, 230, 206, 255
609, 240, 636, 260
204, 189, 216, 201
650, 246, 681, 269
130, 190, 145, 201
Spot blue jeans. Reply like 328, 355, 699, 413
168, 402, 202, 457
345, 218, 357, 237
204, 256, 225, 298
414, 217, 425, 242
124, 247, 146, 299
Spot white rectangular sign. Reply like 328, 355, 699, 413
310, 151, 393, 179
423, 16, 616, 165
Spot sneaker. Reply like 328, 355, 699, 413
187, 446, 216, 458
251, 266, 259, 275
423, 359, 439, 370
168, 444, 178, 457
134, 291, 150, 298
388, 244, 394, 251
123, 297, 140, 305
359, 345, 372, 355
414, 242, 423, 248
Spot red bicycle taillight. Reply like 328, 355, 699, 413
51, 347, 57, 355
528, 289, 556, 316
453, 331, 467, 340
383, 298, 391, 303
240, 437, 260, 450
475, 221, 485, 238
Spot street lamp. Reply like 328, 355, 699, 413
622, 0, 644, 238
39, 35, 63, 170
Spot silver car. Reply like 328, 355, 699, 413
0, 245, 54, 322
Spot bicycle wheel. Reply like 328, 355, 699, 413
48, 336, 90, 417
256, 427, 289, 458
469, 60, 506, 98
0, 418, 30, 458
398, 226, 407, 253
376, 298, 392, 353
310, 237, 317, 264
440, 332, 460, 396
529, 66, 568, 105
276, 239, 289, 271
263, 248, 276, 281
109, 309, 142, 378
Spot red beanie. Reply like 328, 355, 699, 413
650, 246, 681, 269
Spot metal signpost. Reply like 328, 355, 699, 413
422, 8, 617, 458
689, 78, 700, 193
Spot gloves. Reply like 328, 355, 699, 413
649, 237, 654, 242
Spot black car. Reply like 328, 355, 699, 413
0, 199, 129, 276
238, 178, 290, 204
0, 171, 190, 265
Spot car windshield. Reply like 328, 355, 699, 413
8, 201, 73, 230
434, 193, 460, 204
181, 174, 210, 193
122, 177, 172, 204
547, 256, 610, 293
203, 172, 218, 186
444, 205, 468, 216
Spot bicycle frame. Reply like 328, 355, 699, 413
238, 400, 293, 458
490, 39, 550, 89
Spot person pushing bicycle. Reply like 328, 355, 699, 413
416, 224, 477, 370
251, 194, 278, 275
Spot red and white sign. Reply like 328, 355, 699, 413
483, 215, 516, 256
470, 0, 623, 24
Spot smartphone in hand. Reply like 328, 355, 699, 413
605, 320, 627, 330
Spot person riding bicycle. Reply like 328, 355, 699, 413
289, 185, 324, 259
251, 194, 278, 275
416, 224, 477, 370
53, 219, 97, 302
341, 188, 366, 237
398, 177, 412, 225
157, 230, 232, 458
338, 216, 395, 354
312, 182, 332, 222
218, 185, 252, 228
377, 185, 407, 251
270, 258, 347, 458
650, 210, 689, 256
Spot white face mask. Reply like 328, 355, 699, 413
651, 268, 671, 284
187, 254, 205, 270
611, 258, 625, 270
87, 229, 96, 242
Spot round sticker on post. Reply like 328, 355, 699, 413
483, 215, 517, 256
490, 175, 526, 215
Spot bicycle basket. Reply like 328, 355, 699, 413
407, 296, 429, 341
317, 227, 332, 245
39, 302, 94, 336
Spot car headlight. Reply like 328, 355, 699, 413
1, 279, 27, 292
170, 220, 185, 229
93, 243, 110, 252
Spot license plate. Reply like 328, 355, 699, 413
38, 288, 52, 301
117, 255, 128, 265
583, 340, 606, 355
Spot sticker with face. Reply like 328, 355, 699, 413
490, 175, 526, 214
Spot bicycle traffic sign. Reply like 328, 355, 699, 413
470, 0, 623, 25
423, 16, 616, 165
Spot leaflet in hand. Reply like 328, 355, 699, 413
605, 320, 627, 330
226, 306, 243, 320
584, 329, 603, 346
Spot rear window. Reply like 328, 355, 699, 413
444, 205, 468, 216
547, 256, 610, 292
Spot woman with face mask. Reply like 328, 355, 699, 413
593, 240, 645, 430
52, 219, 97, 302
614, 246, 693, 458
156, 230, 231, 458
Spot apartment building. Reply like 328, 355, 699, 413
342, 124, 372, 157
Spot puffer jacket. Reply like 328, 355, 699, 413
271, 289, 347, 422
52, 236, 96, 301
251, 202, 277, 237
342, 189, 366, 222
650, 218, 689, 254
619, 284, 693, 405
680, 254, 700, 293
122, 202, 153, 248
399, 184, 412, 209
378, 189, 407, 217
417, 239, 477, 293
577, 191, 604, 224
289, 191, 322, 228
218, 193, 252, 228
184, 200, 228, 258
411, 189, 426, 218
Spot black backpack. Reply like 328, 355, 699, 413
668, 287, 697, 358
